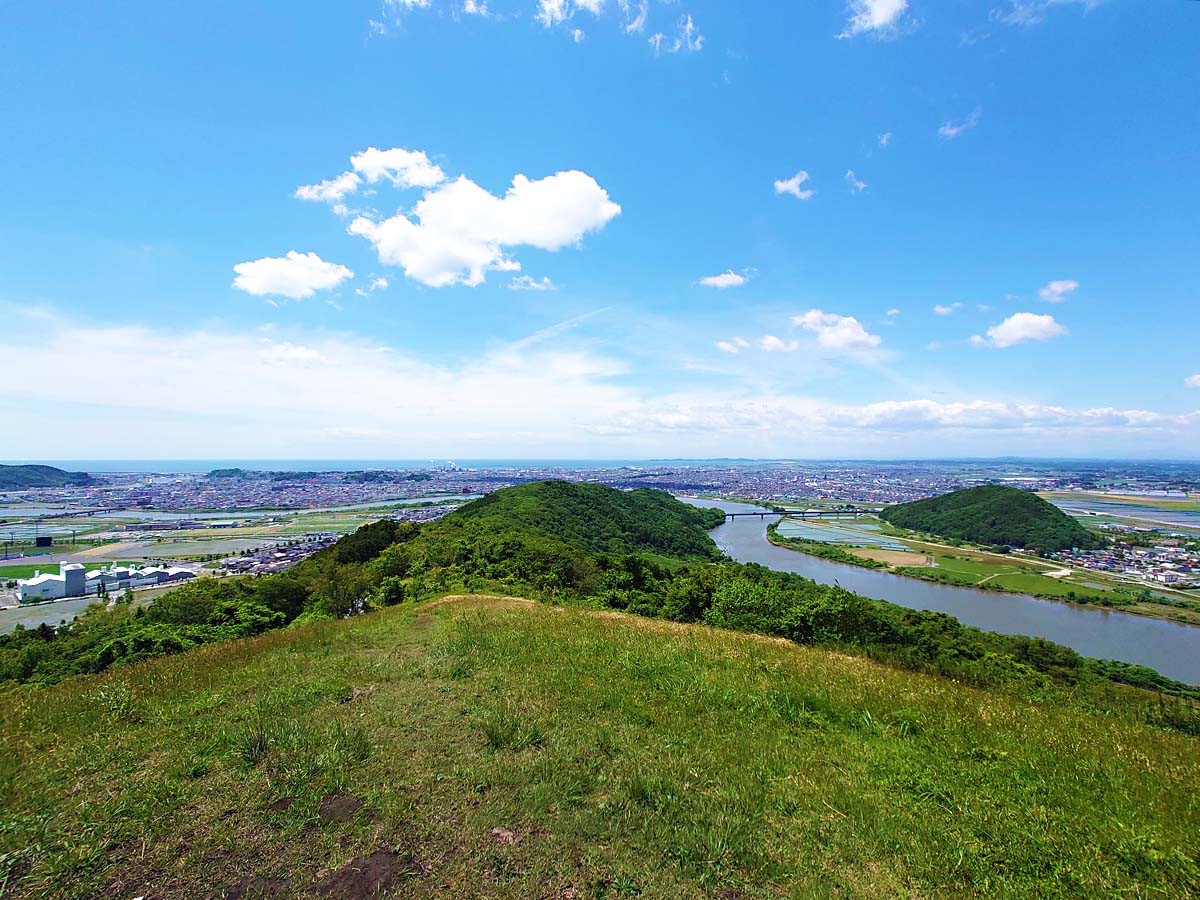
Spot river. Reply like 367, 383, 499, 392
683, 497, 1200, 685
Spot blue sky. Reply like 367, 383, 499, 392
1, 0, 1198, 459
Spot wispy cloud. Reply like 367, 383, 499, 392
938, 106, 983, 139
1039, 279, 1079, 303
509, 275, 558, 291
993, 0, 1103, 28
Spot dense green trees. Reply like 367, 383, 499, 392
0, 464, 95, 490
880, 484, 1101, 553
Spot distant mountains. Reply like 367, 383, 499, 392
881, 484, 1101, 553
0, 464, 97, 491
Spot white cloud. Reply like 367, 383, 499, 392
845, 169, 867, 193
878, 132, 892, 147
837, 0, 910, 39
939, 107, 983, 139
793, 310, 882, 351
973, 312, 1068, 348
774, 170, 814, 200
509, 275, 558, 291
295, 147, 445, 216
342, 162, 619, 287
760, 335, 799, 353
232, 251, 353, 299
295, 172, 362, 204
1186, 375, 1200, 389
462, 0, 488, 14
933, 302, 963, 316
350, 147, 445, 189
536, 0, 569, 26
537, 0, 607, 29
3, 308, 1195, 458
1039, 279, 1079, 303
887, 308, 901, 316
697, 269, 749, 289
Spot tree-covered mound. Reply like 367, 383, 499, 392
434, 480, 727, 559
0, 464, 96, 490
880, 484, 1101, 553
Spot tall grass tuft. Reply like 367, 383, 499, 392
481, 702, 545, 751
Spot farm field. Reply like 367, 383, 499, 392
773, 516, 1174, 611
1041, 491, 1200, 512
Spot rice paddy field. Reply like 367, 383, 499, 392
774, 518, 911, 552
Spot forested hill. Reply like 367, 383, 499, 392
880, 484, 1101, 553
434, 480, 726, 559
0, 464, 96, 490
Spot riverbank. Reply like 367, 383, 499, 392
766, 522, 1200, 626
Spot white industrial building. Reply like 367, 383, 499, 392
16, 562, 196, 603
16, 563, 86, 602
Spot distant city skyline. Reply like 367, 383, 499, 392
1, 1, 1197, 458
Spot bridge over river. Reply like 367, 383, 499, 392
724, 508, 883, 520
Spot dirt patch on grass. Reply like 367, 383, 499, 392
317, 850, 425, 899
851, 548, 928, 566
319, 793, 367, 823
75, 541, 146, 558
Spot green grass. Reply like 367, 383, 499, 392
1, 595, 1197, 899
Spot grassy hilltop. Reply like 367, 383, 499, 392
2, 481, 1199, 897
2, 597, 1199, 899
881, 484, 1101, 554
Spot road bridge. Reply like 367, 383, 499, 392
724, 508, 884, 520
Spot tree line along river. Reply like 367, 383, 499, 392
682, 497, 1200, 686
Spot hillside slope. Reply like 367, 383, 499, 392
1, 596, 1196, 900
0, 464, 96, 490
881, 484, 1100, 553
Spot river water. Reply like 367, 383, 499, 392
682, 498, 1200, 685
